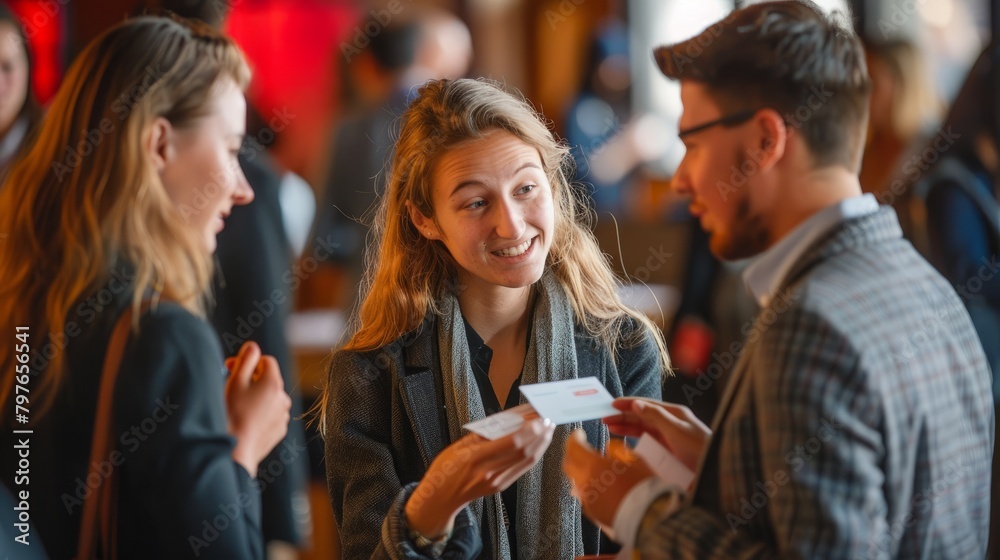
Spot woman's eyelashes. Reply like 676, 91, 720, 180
462, 184, 539, 211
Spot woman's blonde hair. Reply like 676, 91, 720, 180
0, 16, 250, 418
345, 78, 669, 368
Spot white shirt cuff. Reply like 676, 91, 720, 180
611, 477, 676, 547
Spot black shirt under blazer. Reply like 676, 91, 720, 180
324, 314, 663, 559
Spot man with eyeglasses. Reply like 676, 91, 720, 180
563, 1, 994, 558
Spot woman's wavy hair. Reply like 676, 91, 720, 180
0, 15, 250, 418
344, 78, 670, 367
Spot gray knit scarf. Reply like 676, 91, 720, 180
438, 271, 593, 559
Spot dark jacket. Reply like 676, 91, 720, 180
0, 285, 264, 559
324, 314, 663, 559
211, 148, 308, 546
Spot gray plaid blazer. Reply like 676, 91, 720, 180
636, 207, 994, 559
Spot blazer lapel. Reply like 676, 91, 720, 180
399, 321, 449, 470
690, 337, 754, 496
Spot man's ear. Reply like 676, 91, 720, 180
145, 116, 175, 174
752, 108, 788, 172
406, 201, 440, 240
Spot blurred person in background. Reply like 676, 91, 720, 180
307, 9, 472, 313
321, 78, 667, 559
859, 37, 942, 236
912, 46, 1000, 557
149, 1, 312, 556
0, 16, 290, 558
0, 2, 41, 181
565, 19, 632, 214
915, 45, 1000, 395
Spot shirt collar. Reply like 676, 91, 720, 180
743, 193, 879, 307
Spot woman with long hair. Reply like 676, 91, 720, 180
0, 2, 42, 180
0, 16, 290, 559
322, 78, 669, 559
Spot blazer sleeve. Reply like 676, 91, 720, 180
616, 318, 664, 401
116, 305, 264, 560
632, 306, 887, 559
324, 350, 481, 560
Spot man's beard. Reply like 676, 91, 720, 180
710, 194, 770, 261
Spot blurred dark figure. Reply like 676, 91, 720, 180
0, 2, 41, 181
565, 20, 631, 213
150, 2, 311, 557
308, 21, 419, 311
149, 0, 226, 27
914, 46, 1000, 395
911, 45, 1000, 559
662, 214, 757, 425
309, 10, 471, 312
859, 37, 942, 238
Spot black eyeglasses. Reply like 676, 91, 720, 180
677, 109, 759, 139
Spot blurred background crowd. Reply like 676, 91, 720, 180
0, 0, 996, 557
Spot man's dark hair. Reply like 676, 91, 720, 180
655, 0, 871, 169
152, 0, 228, 29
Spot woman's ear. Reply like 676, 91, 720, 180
407, 201, 440, 240
145, 116, 175, 174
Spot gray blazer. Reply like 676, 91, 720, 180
635, 207, 995, 558
324, 315, 663, 559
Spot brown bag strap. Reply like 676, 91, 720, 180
77, 301, 150, 560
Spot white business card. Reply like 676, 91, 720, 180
518, 377, 618, 425
463, 403, 537, 440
